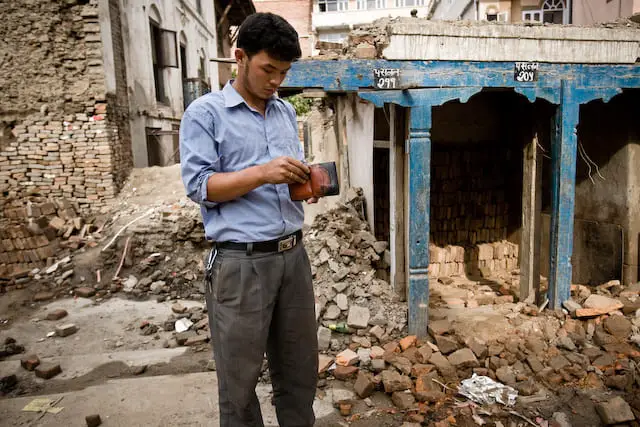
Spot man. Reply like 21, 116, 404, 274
179, 12, 318, 427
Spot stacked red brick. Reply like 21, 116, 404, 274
0, 198, 80, 280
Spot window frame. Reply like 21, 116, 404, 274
317, 0, 348, 12
357, 0, 387, 10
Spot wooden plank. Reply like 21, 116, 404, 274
520, 133, 543, 303
389, 106, 407, 299
548, 80, 579, 309
283, 60, 640, 93
408, 105, 432, 337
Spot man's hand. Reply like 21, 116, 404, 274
306, 197, 319, 204
260, 156, 310, 185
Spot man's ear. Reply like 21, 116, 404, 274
235, 48, 246, 65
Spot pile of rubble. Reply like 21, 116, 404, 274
0, 195, 106, 284
314, 274, 640, 425
307, 188, 408, 345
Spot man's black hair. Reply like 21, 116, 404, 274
237, 12, 301, 62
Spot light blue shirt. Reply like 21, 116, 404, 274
179, 82, 305, 243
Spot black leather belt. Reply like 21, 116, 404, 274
216, 230, 302, 253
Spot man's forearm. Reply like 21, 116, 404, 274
205, 165, 266, 203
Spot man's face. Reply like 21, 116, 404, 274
237, 50, 292, 100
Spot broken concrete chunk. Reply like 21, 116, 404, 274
603, 315, 632, 338
381, 370, 412, 393
562, 299, 582, 315
323, 304, 341, 320
447, 348, 479, 368
336, 293, 348, 311
434, 335, 458, 355
399, 335, 417, 351
347, 306, 370, 329
595, 396, 635, 425
171, 303, 187, 314
317, 326, 331, 351
318, 355, 334, 374
55, 323, 78, 337
354, 371, 375, 398
336, 349, 359, 367
392, 391, 416, 410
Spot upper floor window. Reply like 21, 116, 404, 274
358, 0, 386, 9
196, 0, 202, 15
395, 0, 426, 6
523, 0, 566, 24
318, 32, 347, 43
318, 0, 348, 12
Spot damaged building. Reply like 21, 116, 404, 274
0, 0, 254, 279
283, 19, 640, 336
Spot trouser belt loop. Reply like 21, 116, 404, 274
246, 242, 253, 256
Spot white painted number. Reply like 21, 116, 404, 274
377, 77, 397, 89
516, 71, 535, 82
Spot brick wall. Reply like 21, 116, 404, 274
0, 0, 131, 212
254, 0, 313, 57
0, 0, 132, 279
430, 145, 511, 247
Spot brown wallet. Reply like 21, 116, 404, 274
288, 162, 340, 201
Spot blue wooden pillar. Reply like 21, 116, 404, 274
549, 81, 579, 309
408, 106, 432, 337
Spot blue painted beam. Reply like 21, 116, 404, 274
408, 106, 432, 338
284, 60, 640, 92
548, 80, 579, 309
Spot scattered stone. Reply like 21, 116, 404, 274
324, 305, 341, 320
35, 362, 62, 379
33, 291, 55, 302
466, 337, 488, 359
336, 293, 348, 311
392, 391, 416, 409
496, 366, 516, 386
416, 345, 433, 363
399, 335, 417, 351
207, 360, 216, 371
548, 355, 571, 371
338, 401, 353, 416
562, 299, 582, 316
595, 396, 635, 425
411, 364, 434, 377
333, 365, 358, 380
603, 315, 632, 338
85, 414, 102, 427
55, 323, 78, 337
175, 331, 197, 346
428, 320, 453, 337
184, 335, 209, 346
551, 412, 572, 427
353, 371, 376, 399
577, 295, 623, 317
557, 336, 576, 351
74, 287, 95, 298
434, 335, 458, 355
318, 355, 334, 374
336, 349, 359, 366
46, 309, 68, 321
391, 356, 412, 375
371, 358, 386, 372
347, 306, 370, 329
447, 348, 479, 368
381, 370, 412, 392
317, 326, 331, 351
171, 303, 187, 314
357, 348, 371, 365
370, 346, 385, 359
526, 355, 545, 374
370, 325, 385, 341
20, 354, 40, 371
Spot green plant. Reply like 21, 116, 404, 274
284, 94, 313, 116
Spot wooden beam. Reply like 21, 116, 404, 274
217, 0, 234, 32
520, 133, 543, 303
389, 105, 407, 299
548, 80, 579, 309
408, 106, 432, 337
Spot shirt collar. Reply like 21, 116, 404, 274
222, 80, 279, 109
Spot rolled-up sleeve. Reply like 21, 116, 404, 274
179, 109, 220, 208
285, 103, 305, 162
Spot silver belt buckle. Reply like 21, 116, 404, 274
277, 235, 296, 252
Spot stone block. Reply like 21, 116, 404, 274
35, 362, 62, 379
595, 396, 635, 425
55, 323, 78, 337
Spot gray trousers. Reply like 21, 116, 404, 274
205, 243, 318, 427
